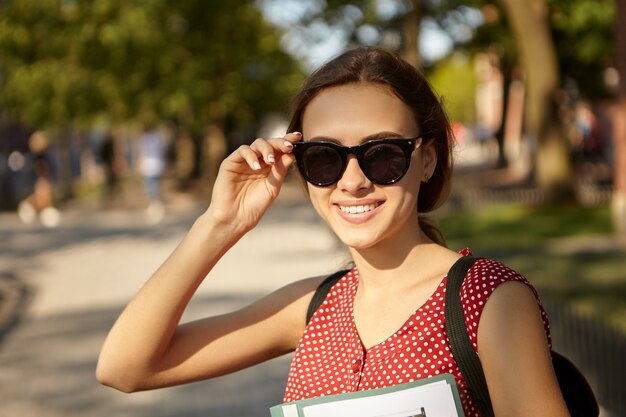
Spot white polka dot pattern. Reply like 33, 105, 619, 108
283, 250, 551, 417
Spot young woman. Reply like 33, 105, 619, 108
97, 47, 569, 416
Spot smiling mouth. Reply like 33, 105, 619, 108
337, 202, 383, 214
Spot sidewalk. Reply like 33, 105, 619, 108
0, 184, 346, 417
1, 177, 620, 416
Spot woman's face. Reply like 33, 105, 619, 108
301, 82, 436, 251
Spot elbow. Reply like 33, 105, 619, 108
96, 358, 145, 393
96, 376, 138, 394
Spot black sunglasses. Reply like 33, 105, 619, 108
292, 137, 423, 186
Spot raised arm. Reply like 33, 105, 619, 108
96, 133, 311, 392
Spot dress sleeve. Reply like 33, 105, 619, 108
459, 257, 551, 352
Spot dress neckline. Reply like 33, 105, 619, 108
346, 268, 448, 353
346, 247, 472, 353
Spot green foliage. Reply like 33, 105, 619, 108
547, 0, 616, 99
549, 0, 615, 64
439, 203, 613, 249
259, 0, 615, 101
0, 0, 304, 132
438, 203, 626, 330
427, 53, 476, 123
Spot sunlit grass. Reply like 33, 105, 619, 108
437, 204, 626, 332
438, 204, 613, 249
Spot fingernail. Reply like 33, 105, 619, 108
267, 154, 275, 164
291, 131, 302, 136
253, 161, 261, 170
283, 141, 293, 148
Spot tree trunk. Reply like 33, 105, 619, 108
494, 61, 512, 168
54, 127, 76, 203
613, 0, 626, 238
499, 0, 574, 202
401, 0, 421, 68
503, 70, 529, 178
202, 123, 227, 189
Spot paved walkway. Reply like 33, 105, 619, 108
0, 186, 346, 417
0, 179, 619, 416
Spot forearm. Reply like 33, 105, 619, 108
96, 212, 243, 389
97, 134, 299, 391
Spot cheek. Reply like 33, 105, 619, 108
394, 184, 420, 214
401, 155, 424, 192
394, 161, 423, 213
306, 185, 331, 217
409, 151, 425, 175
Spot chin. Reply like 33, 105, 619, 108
335, 231, 383, 251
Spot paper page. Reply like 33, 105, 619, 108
282, 404, 299, 417
301, 381, 459, 417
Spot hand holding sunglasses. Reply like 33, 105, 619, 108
292, 137, 425, 186
204, 133, 302, 233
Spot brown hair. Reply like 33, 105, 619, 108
287, 47, 454, 246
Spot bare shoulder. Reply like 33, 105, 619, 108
477, 279, 550, 369
482, 280, 541, 321
477, 282, 568, 416
478, 280, 545, 346
241, 274, 331, 345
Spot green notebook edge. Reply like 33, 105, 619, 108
269, 373, 465, 417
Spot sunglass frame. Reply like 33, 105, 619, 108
292, 137, 422, 186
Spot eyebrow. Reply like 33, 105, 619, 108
306, 131, 407, 143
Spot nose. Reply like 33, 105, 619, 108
337, 155, 370, 193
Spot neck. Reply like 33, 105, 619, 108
348, 227, 439, 291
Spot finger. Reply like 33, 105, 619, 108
236, 145, 264, 171
280, 131, 302, 153
277, 152, 296, 171
250, 138, 277, 165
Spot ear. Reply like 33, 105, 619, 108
421, 140, 438, 182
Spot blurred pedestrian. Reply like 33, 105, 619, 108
17, 131, 61, 227
137, 126, 167, 223
98, 130, 123, 205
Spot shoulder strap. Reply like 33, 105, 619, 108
445, 256, 495, 417
306, 269, 350, 325
306, 260, 493, 416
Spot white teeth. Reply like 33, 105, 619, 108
338, 203, 380, 214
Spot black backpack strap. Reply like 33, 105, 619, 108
445, 256, 495, 417
306, 269, 350, 325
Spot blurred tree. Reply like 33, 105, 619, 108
614, 0, 626, 236
285, 0, 482, 68
498, 0, 574, 202
467, 0, 616, 171
401, 0, 421, 66
0, 0, 304, 192
548, 0, 616, 100
428, 53, 477, 124
462, 9, 513, 168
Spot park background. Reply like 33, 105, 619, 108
0, 0, 625, 416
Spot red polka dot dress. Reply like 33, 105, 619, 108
283, 250, 551, 416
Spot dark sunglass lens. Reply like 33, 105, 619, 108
362, 143, 407, 184
301, 145, 343, 185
